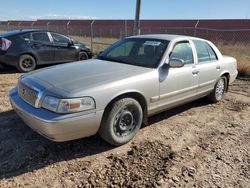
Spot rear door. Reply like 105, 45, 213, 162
50, 32, 78, 63
191, 40, 222, 95
31, 32, 55, 64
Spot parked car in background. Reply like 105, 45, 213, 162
0, 29, 92, 72
9, 34, 238, 146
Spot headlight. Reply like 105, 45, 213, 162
42, 96, 95, 113
42, 96, 60, 112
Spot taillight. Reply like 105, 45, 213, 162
0, 38, 12, 51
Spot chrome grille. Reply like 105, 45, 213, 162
18, 81, 39, 107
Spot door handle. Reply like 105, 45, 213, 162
216, 66, 221, 70
32, 44, 38, 48
192, 70, 199, 75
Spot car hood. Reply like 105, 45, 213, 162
24, 59, 153, 94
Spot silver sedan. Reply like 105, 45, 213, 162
9, 34, 238, 146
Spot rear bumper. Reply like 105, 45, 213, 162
229, 70, 238, 84
0, 53, 18, 66
9, 88, 104, 142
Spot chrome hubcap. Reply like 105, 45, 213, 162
215, 79, 225, 100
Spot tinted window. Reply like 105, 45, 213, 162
107, 40, 134, 57
98, 38, 169, 68
206, 43, 217, 61
51, 33, 70, 44
170, 42, 194, 64
193, 40, 217, 62
21, 33, 31, 41
32, 32, 50, 42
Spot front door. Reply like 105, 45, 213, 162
50, 32, 77, 63
158, 41, 199, 111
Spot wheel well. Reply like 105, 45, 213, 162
222, 73, 230, 91
103, 92, 148, 125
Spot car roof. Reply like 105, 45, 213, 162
128, 34, 204, 42
0, 29, 46, 37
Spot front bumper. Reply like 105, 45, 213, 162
9, 88, 104, 142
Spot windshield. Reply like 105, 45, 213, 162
97, 38, 169, 68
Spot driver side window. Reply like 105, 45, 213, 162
107, 41, 134, 58
170, 42, 194, 64
51, 33, 70, 44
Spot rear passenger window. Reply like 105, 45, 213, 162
170, 42, 194, 64
206, 43, 217, 61
21, 33, 31, 41
193, 40, 218, 63
32, 32, 50, 42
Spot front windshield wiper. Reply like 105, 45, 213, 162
97, 55, 129, 64
96, 55, 112, 61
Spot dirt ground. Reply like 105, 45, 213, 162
0, 67, 249, 188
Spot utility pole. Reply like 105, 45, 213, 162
133, 0, 141, 35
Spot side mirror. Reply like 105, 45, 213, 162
68, 39, 74, 47
168, 58, 185, 68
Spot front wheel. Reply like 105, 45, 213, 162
99, 98, 143, 146
208, 76, 227, 103
17, 54, 36, 72
78, 51, 89, 61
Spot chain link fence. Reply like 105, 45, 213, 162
0, 20, 250, 76
1, 20, 250, 52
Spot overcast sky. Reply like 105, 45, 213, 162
0, 0, 249, 20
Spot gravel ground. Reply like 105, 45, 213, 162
0, 67, 249, 187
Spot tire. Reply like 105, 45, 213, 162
17, 54, 36, 72
208, 76, 227, 103
78, 51, 88, 61
99, 98, 143, 146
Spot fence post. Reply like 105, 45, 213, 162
7, 22, 10, 31
18, 22, 22, 29
194, 20, 199, 37
47, 21, 50, 30
124, 20, 128, 37
66, 20, 70, 36
90, 20, 95, 52
31, 21, 35, 29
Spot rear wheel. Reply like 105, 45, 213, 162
17, 54, 36, 72
99, 98, 143, 146
78, 51, 88, 61
208, 76, 227, 103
